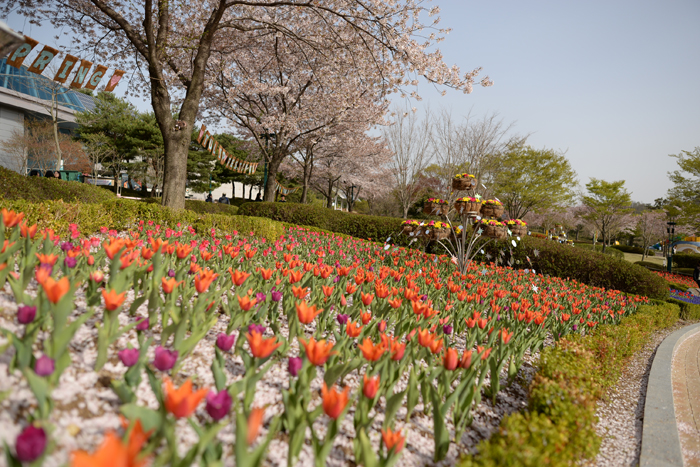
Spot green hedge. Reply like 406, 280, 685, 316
461, 302, 680, 467
671, 252, 700, 269
0, 166, 115, 204
238, 202, 406, 245
0, 198, 284, 240
141, 197, 239, 216
484, 236, 669, 300
574, 243, 624, 259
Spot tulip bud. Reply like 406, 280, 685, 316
64, 257, 77, 269
270, 290, 283, 302
15, 425, 47, 462
362, 374, 380, 399
378, 320, 387, 332
89, 271, 104, 283
288, 356, 302, 377
443, 324, 453, 335
34, 355, 55, 376
443, 348, 459, 371
168, 268, 176, 277
336, 314, 349, 325
17, 305, 36, 324
216, 333, 235, 351
153, 346, 178, 371
135, 317, 149, 331
205, 389, 232, 421
118, 348, 139, 367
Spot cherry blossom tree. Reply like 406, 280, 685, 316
5, 1, 492, 208
634, 210, 668, 260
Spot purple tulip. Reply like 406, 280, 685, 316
443, 324, 453, 335
336, 314, 349, 325
15, 425, 47, 462
153, 346, 178, 371
34, 355, 54, 377
168, 269, 176, 277
255, 292, 267, 303
17, 305, 36, 324
135, 317, 149, 331
333, 275, 340, 283
420, 294, 428, 302
205, 389, 232, 421
270, 290, 283, 302
573, 324, 578, 332
118, 348, 139, 367
248, 324, 266, 335
64, 257, 77, 269
288, 356, 303, 377
60, 242, 73, 252
216, 333, 235, 351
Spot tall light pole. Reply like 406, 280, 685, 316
667, 221, 676, 273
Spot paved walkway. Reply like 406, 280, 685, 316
641, 323, 700, 467
673, 328, 700, 466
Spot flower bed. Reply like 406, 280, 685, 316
0, 208, 651, 466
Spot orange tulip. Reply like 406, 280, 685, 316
321, 383, 350, 419
246, 330, 281, 358
360, 311, 372, 325
388, 297, 402, 309
102, 289, 127, 311
362, 374, 380, 399
296, 301, 323, 324
291, 285, 308, 300
380, 334, 406, 361
195, 269, 218, 293
346, 321, 363, 338
161, 277, 183, 294
35, 253, 58, 265
71, 432, 129, 467
459, 350, 473, 369
259, 268, 273, 280
19, 221, 37, 239
164, 378, 208, 419
477, 346, 492, 360
428, 338, 444, 355
443, 347, 459, 371
246, 407, 265, 445
1, 208, 24, 228
322, 285, 334, 297
103, 239, 126, 260
229, 268, 251, 286
237, 294, 257, 311
288, 269, 303, 284
381, 427, 405, 453
176, 244, 193, 259
299, 337, 336, 366
499, 328, 513, 344
357, 338, 386, 361
42, 276, 70, 304
360, 292, 374, 306
417, 328, 435, 348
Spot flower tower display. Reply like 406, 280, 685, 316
505, 219, 528, 237
451, 173, 476, 191
423, 198, 449, 216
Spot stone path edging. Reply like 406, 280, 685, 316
640, 322, 700, 467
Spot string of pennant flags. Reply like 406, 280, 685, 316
197, 124, 299, 195
5, 35, 125, 92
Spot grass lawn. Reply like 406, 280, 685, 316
623, 252, 664, 265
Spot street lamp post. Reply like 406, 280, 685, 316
667, 221, 676, 273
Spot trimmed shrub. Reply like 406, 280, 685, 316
238, 202, 406, 245
0, 198, 284, 240
484, 236, 669, 300
461, 302, 680, 467
672, 252, 700, 269
0, 166, 115, 204
574, 243, 624, 259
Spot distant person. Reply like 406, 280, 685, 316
54, 171, 60, 179
44, 170, 54, 178
694, 264, 700, 289
29, 169, 40, 177
205, 193, 213, 203
218, 194, 230, 204
279, 195, 287, 202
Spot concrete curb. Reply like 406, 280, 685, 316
640, 322, 700, 467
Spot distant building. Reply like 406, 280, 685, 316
0, 57, 95, 173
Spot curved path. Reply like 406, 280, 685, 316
641, 323, 700, 467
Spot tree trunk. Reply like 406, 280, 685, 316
263, 158, 282, 202
301, 160, 313, 204
231, 182, 235, 199
326, 178, 334, 208
159, 124, 190, 210
52, 99, 62, 170
403, 205, 409, 219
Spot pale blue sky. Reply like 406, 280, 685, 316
6, 1, 699, 203
415, 0, 700, 203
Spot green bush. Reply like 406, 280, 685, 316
574, 243, 624, 259
484, 236, 669, 300
238, 202, 406, 245
665, 298, 700, 320
671, 252, 700, 269
462, 302, 680, 467
0, 198, 284, 240
0, 166, 115, 204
